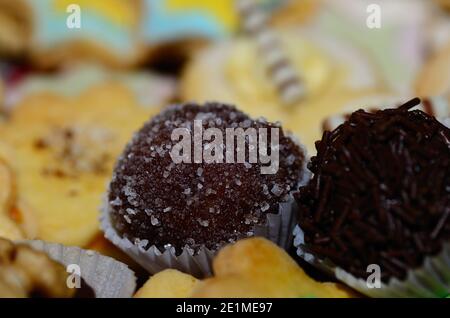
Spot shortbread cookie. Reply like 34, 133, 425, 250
0, 84, 160, 246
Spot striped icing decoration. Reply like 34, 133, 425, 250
236, 0, 305, 105
322, 96, 450, 132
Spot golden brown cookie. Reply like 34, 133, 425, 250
134, 269, 199, 298
191, 237, 356, 298
0, 0, 143, 69
0, 83, 161, 246
434, 0, 450, 12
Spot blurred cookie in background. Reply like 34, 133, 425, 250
434, 0, 450, 12
0, 84, 161, 247
0, 0, 143, 69
1, 64, 178, 110
0, 0, 31, 57
0, 141, 38, 241
270, 0, 319, 28
0, 0, 305, 71
140, 0, 314, 75
181, 28, 381, 153
140, 0, 239, 44
311, 0, 440, 96
320, 95, 450, 134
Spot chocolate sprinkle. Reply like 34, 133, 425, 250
108, 102, 305, 254
296, 98, 450, 282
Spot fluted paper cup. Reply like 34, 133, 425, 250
22, 240, 137, 298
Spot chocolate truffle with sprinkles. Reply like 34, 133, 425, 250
296, 98, 450, 283
106, 102, 306, 256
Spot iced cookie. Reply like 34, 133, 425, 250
0, 84, 160, 246
0, 0, 142, 68
191, 237, 355, 298
140, 0, 294, 44
2, 65, 177, 109
140, 0, 303, 72
181, 29, 380, 153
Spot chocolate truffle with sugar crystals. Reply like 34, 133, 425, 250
296, 98, 450, 283
107, 102, 306, 254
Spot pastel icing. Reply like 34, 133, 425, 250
140, 0, 285, 42
26, 0, 137, 54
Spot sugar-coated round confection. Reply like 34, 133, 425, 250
108, 102, 306, 253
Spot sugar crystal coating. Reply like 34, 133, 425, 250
108, 102, 306, 253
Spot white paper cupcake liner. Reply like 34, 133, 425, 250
293, 225, 450, 298
21, 240, 136, 298
101, 191, 301, 278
